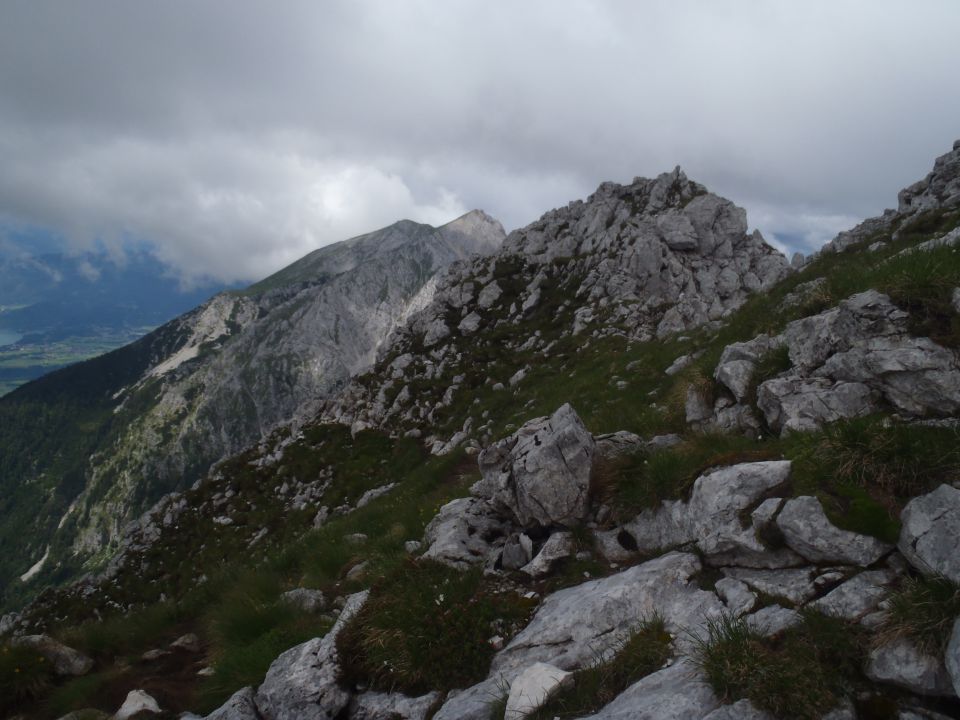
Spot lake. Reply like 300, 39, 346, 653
0, 329, 22, 347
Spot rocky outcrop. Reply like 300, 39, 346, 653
255, 590, 369, 719
579, 660, 719, 719
866, 638, 957, 697
695, 290, 960, 436
474, 404, 595, 529
504, 662, 573, 720
325, 167, 789, 449
775, 496, 893, 566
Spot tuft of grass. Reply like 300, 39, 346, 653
0, 643, 56, 714
692, 611, 864, 720
598, 434, 779, 519
337, 559, 535, 695
526, 616, 671, 719
877, 575, 960, 656
60, 602, 183, 662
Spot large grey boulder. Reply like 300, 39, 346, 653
11, 634, 93, 676
520, 531, 575, 578
114, 690, 161, 720
776, 496, 892, 566
579, 660, 719, 720
475, 404, 595, 528
947, 617, 960, 697
898, 484, 960, 582
421, 497, 510, 569
722, 567, 818, 605
202, 687, 260, 720
605, 461, 791, 561
349, 690, 440, 720
713, 334, 785, 403
255, 590, 368, 720
432, 679, 503, 720
866, 638, 956, 697
757, 378, 878, 435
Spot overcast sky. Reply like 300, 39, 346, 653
1, 1, 959, 285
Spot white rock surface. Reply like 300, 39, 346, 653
808, 569, 897, 621
776, 496, 892, 566
866, 638, 956, 697
115, 690, 161, 720
475, 404, 595, 528
202, 687, 260, 720
349, 690, 441, 720
504, 662, 574, 720
255, 590, 369, 720
579, 660, 719, 719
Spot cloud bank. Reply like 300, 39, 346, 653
1, 1, 959, 283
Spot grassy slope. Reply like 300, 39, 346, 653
4, 205, 960, 717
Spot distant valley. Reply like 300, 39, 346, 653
0, 250, 233, 395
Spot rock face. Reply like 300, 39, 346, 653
348, 690, 440, 720
115, 690, 162, 720
947, 618, 960, 697
255, 590, 369, 720
579, 660, 719, 720
866, 638, 956, 697
474, 404, 595, 529
898, 484, 960, 582
12, 634, 93, 676
504, 662, 574, 720
202, 687, 260, 720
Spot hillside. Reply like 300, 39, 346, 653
2, 142, 960, 720
0, 210, 504, 611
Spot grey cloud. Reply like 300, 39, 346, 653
1, 1, 959, 282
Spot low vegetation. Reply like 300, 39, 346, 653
693, 611, 865, 720
337, 560, 535, 695
878, 575, 960, 655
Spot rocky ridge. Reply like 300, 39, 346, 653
3, 142, 960, 720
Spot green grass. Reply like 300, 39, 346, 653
878, 575, 960, 655
337, 560, 535, 695
693, 611, 865, 720
524, 616, 672, 720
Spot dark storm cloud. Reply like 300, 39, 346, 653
1, 1, 958, 282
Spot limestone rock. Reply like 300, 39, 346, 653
898, 484, 960, 582
702, 699, 775, 719
421, 497, 510, 569
475, 404, 595, 528
866, 638, 956, 697
202, 687, 260, 720
171, 632, 201, 653
12, 634, 93, 676
745, 604, 802, 636
776, 496, 892, 566
504, 662, 574, 720
349, 690, 441, 720
255, 590, 369, 719
808, 569, 897, 621
521, 532, 575, 578
114, 690, 161, 720
757, 378, 878, 435
579, 660, 719, 719
714, 577, 757, 617
723, 567, 818, 605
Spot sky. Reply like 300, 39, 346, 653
1, 1, 959, 285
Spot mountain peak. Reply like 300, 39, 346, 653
438, 208, 506, 255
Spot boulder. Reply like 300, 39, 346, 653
714, 577, 757, 617
745, 605, 801, 636
898, 484, 960, 582
521, 532, 575, 578
421, 497, 510, 569
722, 567, 818, 605
579, 660, 719, 719
171, 632, 201, 653
114, 690, 161, 720
202, 687, 260, 720
504, 662, 574, 720
866, 638, 956, 697
432, 678, 503, 720
475, 404, 595, 528
757, 377, 877, 435
702, 699, 775, 719
492, 552, 724, 678
807, 569, 897, 621
349, 690, 441, 720
255, 590, 369, 719
776, 496, 892, 566
614, 461, 791, 561
12, 634, 93, 676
